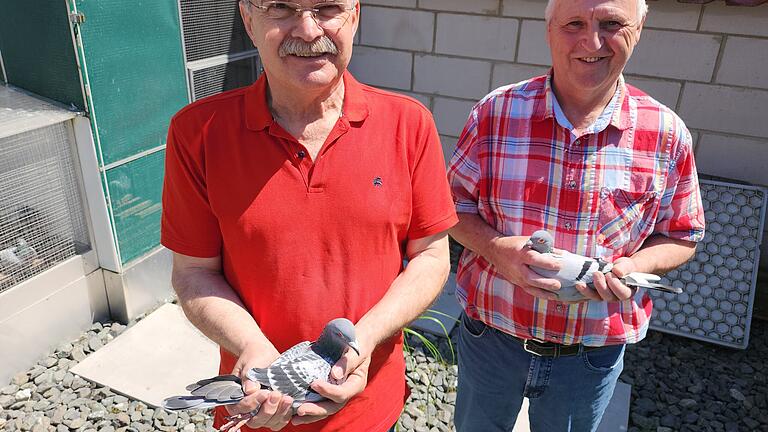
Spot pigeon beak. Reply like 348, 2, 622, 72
347, 339, 360, 356
524, 239, 533, 248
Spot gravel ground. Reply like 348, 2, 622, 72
1, 306, 766, 432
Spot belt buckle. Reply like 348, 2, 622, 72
523, 339, 542, 356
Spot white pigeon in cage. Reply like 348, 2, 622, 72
15, 239, 37, 261
0, 238, 37, 266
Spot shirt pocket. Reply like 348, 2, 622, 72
596, 187, 659, 253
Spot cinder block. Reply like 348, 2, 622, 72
400, 91, 432, 110
644, 1, 701, 31
627, 30, 721, 82
517, 20, 551, 66
695, 134, 768, 188
701, 2, 768, 38
492, 63, 549, 89
625, 75, 682, 111
501, 0, 547, 19
432, 97, 477, 137
440, 135, 459, 166
360, 6, 434, 51
362, 0, 416, 7
348, 46, 412, 90
435, 14, 518, 61
414, 55, 492, 100
679, 84, 768, 140
419, 0, 499, 14
716, 37, 768, 90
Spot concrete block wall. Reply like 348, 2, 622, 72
348, 0, 768, 274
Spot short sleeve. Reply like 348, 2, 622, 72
653, 122, 706, 243
447, 107, 481, 214
407, 109, 459, 240
161, 118, 222, 257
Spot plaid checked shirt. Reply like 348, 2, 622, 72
448, 74, 705, 346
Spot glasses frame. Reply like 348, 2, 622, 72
245, 0, 356, 29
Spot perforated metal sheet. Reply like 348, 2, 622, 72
0, 122, 90, 293
179, 0, 253, 62
649, 179, 767, 349
190, 55, 259, 101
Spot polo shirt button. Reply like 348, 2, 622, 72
297, 150, 306, 159
573, 139, 580, 146
556, 304, 563, 312
568, 180, 577, 189
564, 222, 572, 230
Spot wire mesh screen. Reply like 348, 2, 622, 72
0, 122, 90, 293
179, 0, 252, 62
191, 56, 258, 101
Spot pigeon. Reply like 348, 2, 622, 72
163, 318, 360, 420
525, 230, 683, 301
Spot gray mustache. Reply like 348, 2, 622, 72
278, 36, 339, 57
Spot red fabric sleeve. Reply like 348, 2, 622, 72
160, 117, 222, 257
407, 108, 459, 240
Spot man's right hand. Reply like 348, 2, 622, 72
224, 342, 294, 431
489, 236, 562, 300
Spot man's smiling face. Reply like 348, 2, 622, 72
546, 0, 644, 97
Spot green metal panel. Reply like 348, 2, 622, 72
106, 150, 165, 265
0, 1, 84, 109
75, 0, 188, 166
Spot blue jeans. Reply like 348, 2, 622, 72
455, 313, 625, 432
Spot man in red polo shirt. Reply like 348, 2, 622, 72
161, 1, 457, 431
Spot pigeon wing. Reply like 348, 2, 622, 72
247, 351, 332, 401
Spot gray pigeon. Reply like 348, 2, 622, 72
162, 318, 360, 417
525, 230, 682, 302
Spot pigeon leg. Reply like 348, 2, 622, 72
220, 405, 261, 432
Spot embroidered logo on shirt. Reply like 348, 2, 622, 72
373, 177, 383, 187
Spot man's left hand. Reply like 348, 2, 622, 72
574, 257, 637, 302
290, 348, 371, 425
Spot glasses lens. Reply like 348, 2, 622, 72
264, 2, 295, 19
315, 3, 346, 19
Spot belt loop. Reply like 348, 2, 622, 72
553, 344, 560, 359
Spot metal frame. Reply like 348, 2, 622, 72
649, 178, 767, 349
186, 49, 260, 101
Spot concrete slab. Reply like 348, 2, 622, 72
513, 381, 631, 431
409, 272, 462, 336
71, 303, 219, 408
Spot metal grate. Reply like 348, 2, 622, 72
190, 56, 258, 101
649, 179, 767, 349
179, 0, 253, 62
0, 122, 90, 293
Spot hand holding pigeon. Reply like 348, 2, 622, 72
163, 318, 360, 431
525, 230, 682, 302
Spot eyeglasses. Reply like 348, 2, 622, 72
246, 1, 355, 29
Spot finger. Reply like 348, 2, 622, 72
574, 283, 601, 301
592, 272, 619, 302
242, 378, 260, 394
524, 268, 561, 292
293, 400, 343, 425
330, 355, 350, 381
310, 380, 350, 404
521, 285, 559, 301
245, 390, 281, 428
605, 273, 634, 301
523, 250, 561, 271
264, 395, 293, 431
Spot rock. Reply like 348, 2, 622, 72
11, 373, 29, 386
679, 398, 697, 409
14, 389, 31, 402
1, 384, 19, 395
730, 388, 746, 401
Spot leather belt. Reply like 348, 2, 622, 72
509, 335, 602, 358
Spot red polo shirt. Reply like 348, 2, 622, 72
161, 71, 457, 431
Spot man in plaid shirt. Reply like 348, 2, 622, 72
447, 0, 705, 430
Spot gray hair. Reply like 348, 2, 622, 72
544, 0, 648, 23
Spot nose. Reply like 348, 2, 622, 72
581, 23, 603, 52
291, 10, 325, 41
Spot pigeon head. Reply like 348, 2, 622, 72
316, 318, 360, 360
525, 230, 555, 254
